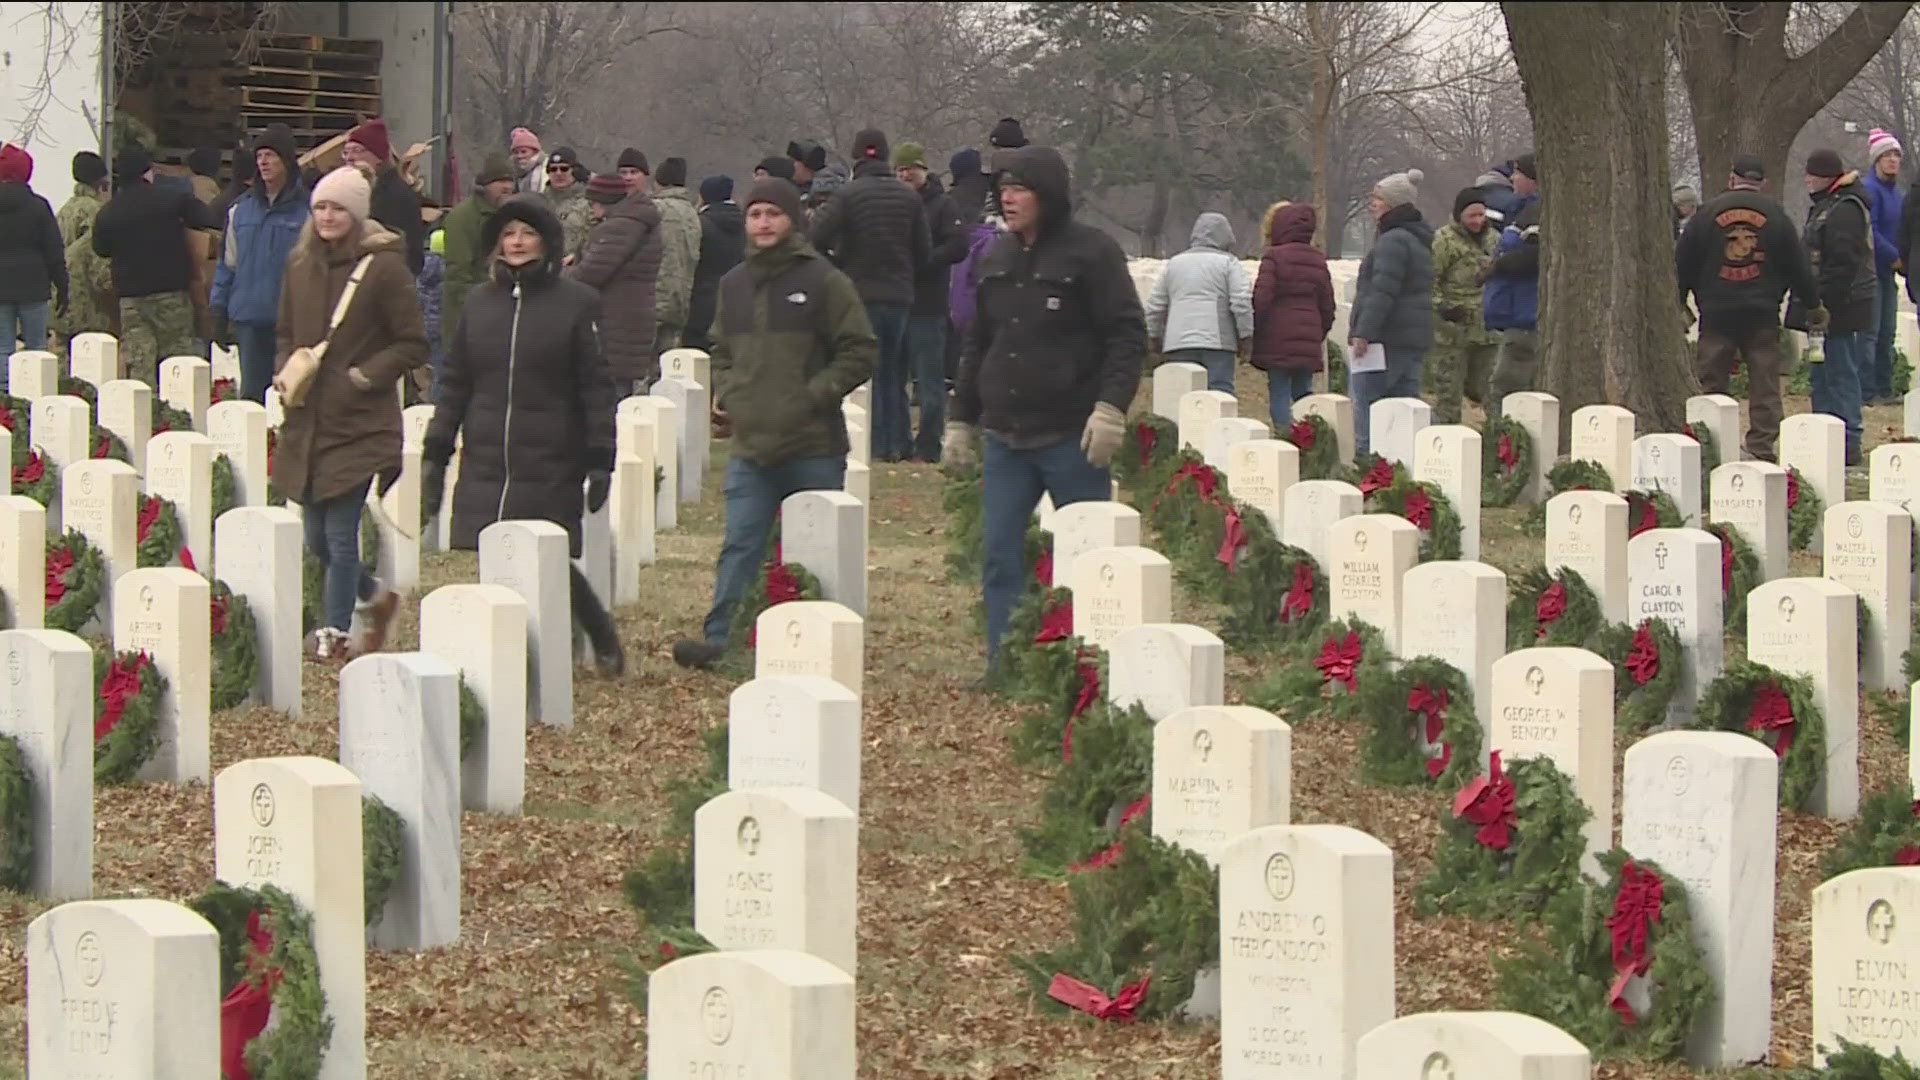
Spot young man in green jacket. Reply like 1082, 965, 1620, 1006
673, 178, 877, 668
439, 153, 515, 338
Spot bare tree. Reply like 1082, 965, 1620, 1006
458, 2, 684, 143
1822, 7, 1920, 146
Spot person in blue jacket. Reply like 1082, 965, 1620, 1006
1863, 127, 1905, 406
211, 123, 310, 403
1481, 154, 1540, 423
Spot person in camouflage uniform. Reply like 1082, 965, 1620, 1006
1424, 187, 1500, 424
650, 156, 702, 354
542, 146, 593, 260
51, 152, 114, 354
93, 145, 220, 383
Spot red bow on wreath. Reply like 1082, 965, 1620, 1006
210, 592, 230, 637
219, 907, 282, 1080
1289, 419, 1317, 450
1896, 845, 1920, 866
0, 403, 16, 431
1315, 631, 1363, 691
45, 546, 75, 606
1786, 469, 1800, 509
136, 496, 163, 543
1453, 750, 1517, 850
1408, 682, 1452, 777
1062, 653, 1101, 762
1036, 595, 1074, 643
1046, 972, 1151, 1021
13, 451, 44, 487
1070, 794, 1150, 873
95, 652, 150, 740
1134, 421, 1158, 467
1625, 622, 1660, 686
1403, 486, 1434, 530
1359, 457, 1396, 495
212, 378, 237, 405
1035, 549, 1054, 588
1278, 560, 1314, 623
1605, 860, 1665, 1025
1535, 581, 1567, 640
1165, 460, 1220, 503
1629, 495, 1660, 538
1216, 504, 1247, 572
1746, 681, 1796, 757
92, 433, 114, 459
1497, 432, 1518, 471
1717, 531, 1734, 594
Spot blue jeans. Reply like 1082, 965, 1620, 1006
1811, 331, 1866, 461
907, 314, 947, 460
1864, 268, 1900, 400
235, 321, 278, 404
1165, 347, 1236, 395
0, 301, 49, 351
701, 454, 848, 645
982, 432, 1113, 664
301, 476, 378, 631
866, 302, 913, 460
1265, 368, 1315, 429
1349, 346, 1425, 456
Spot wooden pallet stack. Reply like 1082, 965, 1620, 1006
143, 31, 382, 156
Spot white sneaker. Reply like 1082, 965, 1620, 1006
312, 627, 349, 661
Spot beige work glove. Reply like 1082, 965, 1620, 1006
1807, 305, 1831, 332
1080, 401, 1126, 468
942, 421, 980, 473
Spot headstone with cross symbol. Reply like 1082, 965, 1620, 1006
1812, 866, 1920, 1065
1746, 576, 1858, 818
1490, 647, 1615, 877
113, 566, 210, 783
1355, 1011, 1591, 1078
728, 675, 861, 814
1151, 704, 1290, 866
694, 788, 858, 975
646, 950, 855, 1079
1627, 529, 1723, 727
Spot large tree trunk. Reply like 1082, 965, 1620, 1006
1678, 2, 1913, 189
1505, 2, 1694, 430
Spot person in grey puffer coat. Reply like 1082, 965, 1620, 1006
1348, 168, 1434, 455
1144, 211, 1253, 394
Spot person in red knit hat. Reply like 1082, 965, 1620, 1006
0, 143, 66, 351
342, 118, 424, 275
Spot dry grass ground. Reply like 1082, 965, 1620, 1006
0, 370, 1908, 1078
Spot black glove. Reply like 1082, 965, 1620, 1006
585, 468, 611, 513
1439, 304, 1468, 324
54, 289, 68, 317
421, 459, 447, 520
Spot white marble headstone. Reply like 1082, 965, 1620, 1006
1746, 577, 1858, 818
9, 349, 58, 401
1068, 545, 1173, 650
1490, 647, 1615, 874
782, 490, 867, 616
1812, 867, 1920, 1064
214, 507, 302, 716
1503, 391, 1559, 504
1825, 501, 1912, 692
1049, 501, 1140, 594
207, 399, 269, 509
478, 519, 572, 729
1355, 1011, 1591, 1079
754, 600, 864, 697
1787, 413, 1847, 546
159, 355, 212, 433
1710, 461, 1788, 581
420, 584, 528, 815
1281, 479, 1362, 572
1225, 438, 1299, 535
1413, 424, 1483, 559
1545, 490, 1629, 624
96, 379, 152, 474
1369, 396, 1430, 468
1109, 623, 1225, 721
646, 951, 855, 1080
1294, 393, 1355, 465
1627, 529, 1724, 726
1152, 361, 1208, 421
694, 789, 858, 974
144, 431, 213, 575
1569, 404, 1634, 493
1327, 513, 1418, 651
1632, 433, 1701, 526
1400, 560, 1506, 742
1178, 390, 1238, 453
1152, 704, 1290, 865
728, 675, 862, 813
113, 567, 209, 783
0, 628, 92, 898
0, 495, 47, 629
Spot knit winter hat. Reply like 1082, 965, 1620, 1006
1452, 186, 1487, 219
755, 156, 795, 181
476, 151, 514, 186
115, 144, 153, 183
586, 173, 629, 204
745, 177, 803, 223
949, 148, 982, 178
655, 157, 688, 188
1806, 148, 1846, 179
187, 146, 222, 178
1374, 168, 1424, 209
851, 128, 889, 164
787, 140, 828, 172
892, 142, 928, 169
1512, 153, 1537, 180
347, 118, 391, 162
510, 127, 541, 153
616, 147, 650, 173
699, 175, 734, 203
311, 165, 371, 220
0, 144, 30, 185
1870, 127, 1903, 165
1671, 184, 1700, 209
1731, 154, 1767, 182
72, 151, 106, 187
990, 117, 1028, 149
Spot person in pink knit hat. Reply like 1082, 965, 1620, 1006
1862, 125, 1904, 404
509, 126, 549, 195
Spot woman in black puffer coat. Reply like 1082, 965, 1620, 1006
421, 195, 625, 673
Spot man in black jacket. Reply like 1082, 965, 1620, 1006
1677, 154, 1821, 462
1801, 148, 1877, 464
893, 142, 967, 461
0, 143, 66, 352
94, 144, 222, 382
343, 118, 424, 274
944, 145, 1146, 672
810, 128, 931, 461
686, 174, 743, 350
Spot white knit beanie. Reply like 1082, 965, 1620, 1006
1870, 127, 1904, 166
1374, 168, 1424, 209
311, 165, 372, 221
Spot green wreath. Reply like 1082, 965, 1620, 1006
1786, 465, 1822, 552
1821, 781, 1920, 880
362, 794, 404, 927
93, 648, 165, 786
359, 511, 379, 569
1113, 414, 1180, 498
212, 453, 239, 522
186, 881, 331, 1079
1144, 452, 1234, 600
0, 393, 28, 452
1013, 817, 1218, 1022
1219, 531, 1327, 652
622, 725, 724, 1000
209, 581, 259, 711
1019, 702, 1153, 876
724, 525, 825, 650
1482, 415, 1535, 507
89, 425, 129, 464
1625, 488, 1683, 537
1592, 618, 1683, 738
1415, 755, 1592, 919
12, 447, 56, 508
458, 674, 484, 760
135, 495, 184, 569
1507, 565, 1604, 650
1358, 655, 1482, 787
1706, 523, 1760, 635
1366, 474, 1462, 562
1002, 587, 1102, 765
152, 400, 196, 436
0, 733, 36, 892
1547, 459, 1615, 496
57, 376, 96, 410
1684, 422, 1719, 493
1696, 660, 1826, 811
1493, 849, 1713, 1061
43, 531, 105, 634
1285, 413, 1341, 480
1779, 1041, 1920, 1079
943, 466, 985, 583
1243, 617, 1385, 722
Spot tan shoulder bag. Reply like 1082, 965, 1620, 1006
275, 254, 375, 408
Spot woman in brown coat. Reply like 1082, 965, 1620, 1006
273, 165, 428, 659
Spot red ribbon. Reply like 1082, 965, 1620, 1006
1497, 432, 1517, 471
0, 403, 15, 431
1035, 595, 1074, 643
1289, 419, 1316, 451
1278, 560, 1314, 624
1896, 845, 1920, 866
1629, 494, 1660, 538
1046, 972, 1151, 1021
1165, 460, 1220, 503
1786, 468, 1800, 510
1535, 581, 1567, 640
1408, 682, 1451, 777
1717, 529, 1734, 595
1070, 795, 1151, 872
1315, 631, 1362, 691
1453, 750, 1516, 850
212, 378, 236, 405
1358, 458, 1396, 495
1134, 421, 1158, 467
1746, 681, 1796, 758
1605, 860, 1665, 1025
44, 545, 74, 606
210, 591, 229, 636
218, 907, 281, 1080
13, 450, 44, 487
179, 546, 197, 572
1062, 654, 1101, 762
137, 496, 162, 543
1404, 486, 1434, 530
1624, 622, 1660, 685
1216, 504, 1247, 572
1035, 549, 1054, 589
95, 653, 150, 741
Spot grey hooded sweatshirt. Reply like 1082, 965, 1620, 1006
1144, 212, 1254, 352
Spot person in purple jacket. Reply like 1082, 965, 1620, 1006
1862, 127, 1905, 405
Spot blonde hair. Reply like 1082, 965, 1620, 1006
1259, 200, 1292, 245
289, 216, 393, 267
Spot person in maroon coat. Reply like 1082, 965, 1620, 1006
1250, 202, 1335, 428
